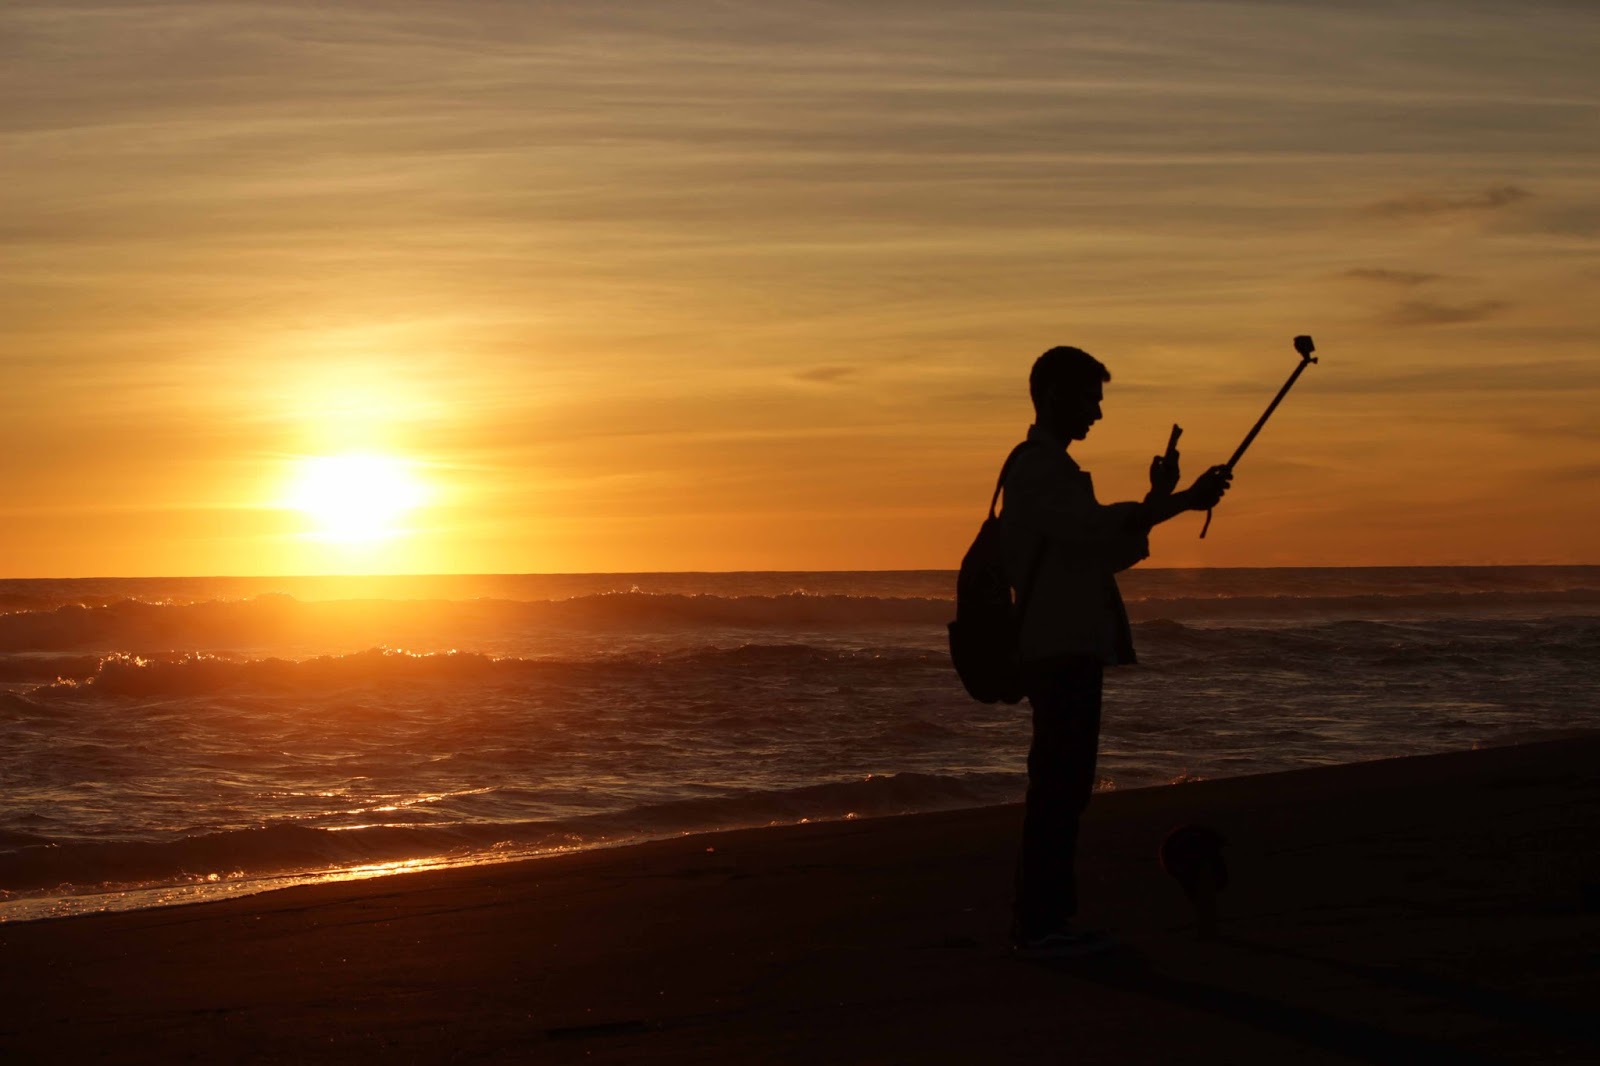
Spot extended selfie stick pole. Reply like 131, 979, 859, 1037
1200, 334, 1318, 538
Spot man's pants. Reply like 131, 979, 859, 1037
1014, 655, 1104, 939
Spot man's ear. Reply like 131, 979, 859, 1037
1035, 388, 1056, 422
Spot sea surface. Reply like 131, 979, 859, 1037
3, 566, 1597, 922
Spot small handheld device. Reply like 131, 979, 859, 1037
1166, 423, 1183, 458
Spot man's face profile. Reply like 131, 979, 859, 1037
1047, 382, 1103, 443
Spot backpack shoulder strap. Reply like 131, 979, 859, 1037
991, 440, 1048, 625
988, 440, 1037, 520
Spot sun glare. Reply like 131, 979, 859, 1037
287, 454, 427, 542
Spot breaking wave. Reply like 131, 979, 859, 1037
0, 593, 945, 653
2, 586, 1597, 654
25, 643, 940, 700
0, 770, 1020, 895
16, 613, 1597, 702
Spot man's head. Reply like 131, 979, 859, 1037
1030, 346, 1110, 443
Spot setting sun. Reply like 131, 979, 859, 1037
286, 454, 428, 543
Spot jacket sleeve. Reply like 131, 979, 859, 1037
1002, 449, 1149, 573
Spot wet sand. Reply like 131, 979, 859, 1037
3, 738, 1598, 1064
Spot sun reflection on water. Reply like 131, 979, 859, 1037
0, 847, 582, 924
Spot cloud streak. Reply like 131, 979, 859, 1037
1367, 185, 1532, 219
1382, 299, 1508, 326
1340, 268, 1440, 286
793, 366, 859, 384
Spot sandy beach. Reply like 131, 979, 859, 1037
3, 737, 1597, 1064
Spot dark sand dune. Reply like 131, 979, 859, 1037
3, 738, 1597, 1063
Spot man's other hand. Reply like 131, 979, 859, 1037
1148, 451, 1180, 499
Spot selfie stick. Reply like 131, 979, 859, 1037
1200, 335, 1318, 538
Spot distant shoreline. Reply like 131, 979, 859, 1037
5, 562, 1600, 582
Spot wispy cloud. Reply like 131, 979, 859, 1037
793, 366, 859, 384
1383, 299, 1508, 326
1538, 462, 1600, 484
1526, 203, 1600, 238
1367, 185, 1532, 219
1339, 268, 1440, 286
1304, 360, 1600, 396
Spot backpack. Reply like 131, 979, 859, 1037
948, 441, 1046, 704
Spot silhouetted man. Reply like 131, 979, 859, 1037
1001, 345, 1230, 956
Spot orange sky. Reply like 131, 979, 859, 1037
4, 1, 1598, 576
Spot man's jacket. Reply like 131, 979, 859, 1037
998, 425, 1148, 666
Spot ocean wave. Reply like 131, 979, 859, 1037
0, 593, 951, 653
33, 649, 517, 698
4, 587, 1598, 654
1125, 588, 1600, 619
0, 770, 1021, 895
0, 654, 103, 682
27, 642, 941, 700
1131, 615, 1600, 670
17, 611, 1597, 700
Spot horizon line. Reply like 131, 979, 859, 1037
5, 562, 1598, 582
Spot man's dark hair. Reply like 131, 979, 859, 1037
1030, 346, 1110, 407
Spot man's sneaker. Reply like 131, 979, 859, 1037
1012, 928, 1116, 959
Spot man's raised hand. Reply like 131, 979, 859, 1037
1187, 465, 1233, 511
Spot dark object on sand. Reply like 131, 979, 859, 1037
1160, 824, 1229, 938
1200, 334, 1319, 538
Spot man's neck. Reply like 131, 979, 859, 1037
1027, 423, 1069, 451
1026, 423, 1083, 469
